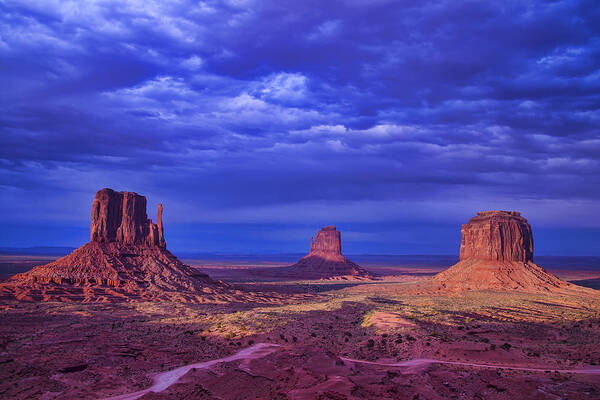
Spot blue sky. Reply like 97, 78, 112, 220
1, 0, 599, 255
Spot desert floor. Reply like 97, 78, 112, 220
1, 256, 600, 399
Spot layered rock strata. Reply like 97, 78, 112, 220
432, 211, 567, 292
0, 188, 225, 302
90, 188, 166, 247
287, 226, 372, 279
459, 211, 533, 262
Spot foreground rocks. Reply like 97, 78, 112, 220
432, 211, 567, 292
285, 226, 373, 279
0, 188, 229, 302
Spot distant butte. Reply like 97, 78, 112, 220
432, 210, 568, 292
0, 188, 229, 302
90, 188, 166, 248
286, 226, 373, 279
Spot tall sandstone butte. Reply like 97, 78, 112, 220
459, 211, 533, 262
288, 226, 372, 279
0, 188, 223, 302
90, 188, 165, 247
432, 210, 567, 292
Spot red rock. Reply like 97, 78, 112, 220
459, 211, 533, 262
90, 188, 165, 248
287, 226, 372, 279
0, 188, 228, 302
157, 203, 166, 248
309, 225, 342, 258
433, 211, 567, 292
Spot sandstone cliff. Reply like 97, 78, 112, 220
0, 189, 227, 303
90, 188, 166, 248
287, 226, 372, 279
459, 211, 533, 262
433, 211, 567, 292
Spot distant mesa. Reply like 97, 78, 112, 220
432, 210, 567, 292
0, 188, 227, 302
287, 226, 373, 279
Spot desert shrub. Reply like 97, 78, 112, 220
500, 343, 512, 351
367, 339, 375, 348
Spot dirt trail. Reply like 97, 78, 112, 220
104, 343, 281, 400
340, 356, 600, 374
105, 343, 600, 400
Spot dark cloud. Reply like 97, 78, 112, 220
0, 0, 599, 253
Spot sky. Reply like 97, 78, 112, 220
1, 0, 599, 255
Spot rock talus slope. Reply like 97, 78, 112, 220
0, 188, 232, 303
432, 211, 567, 292
287, 226, 372, 279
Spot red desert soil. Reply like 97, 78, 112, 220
1, 271, 600, 399
108, 342, 600, 400
1, 201, 600, 399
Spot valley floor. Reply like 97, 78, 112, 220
1, 260, 600, 399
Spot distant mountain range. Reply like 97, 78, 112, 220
0, 248, 598, 270
0, 247, 76, 256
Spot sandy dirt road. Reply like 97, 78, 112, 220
106, 343, 600, 399
104, 343, 281, 400
340, 356, 600, 374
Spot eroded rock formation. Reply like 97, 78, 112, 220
90, 188, 165, 248
0, 188, 228, 302
432, 211, 567, 292
459, 211, 533, 262
287, 226, 372, 279
309, 226, 342, 258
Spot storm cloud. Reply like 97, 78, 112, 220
1, 0, 599, 254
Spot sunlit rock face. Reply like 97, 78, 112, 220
309, 226, 343, 261
288, 226, 372, 279
90, 188, 165, 248
459, 211, 533, 263
0, 188, 222, 302
432, 211, 566, 293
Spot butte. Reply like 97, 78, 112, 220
284, 226, 373, 279
431, 210, 569, 292
0, 188, 227, 302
